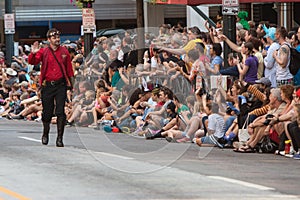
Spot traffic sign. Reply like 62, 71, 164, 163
222, 0, 239, 6
82, 8, 95, 29
222, 6, 239, 15
4, 13, 15, 34
222, 0, 239, 15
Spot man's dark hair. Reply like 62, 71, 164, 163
212, 43, 223, 56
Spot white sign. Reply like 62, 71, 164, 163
222, 0, 239, 15
222, 0, 239, 7
81, 25, 96, 36
222, 6, 239, 15
82, 8, 95, 29
4, 13, 15, 34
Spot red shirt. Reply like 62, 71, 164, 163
28, 46, 74, 86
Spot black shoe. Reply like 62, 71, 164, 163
65, 120, 74, 126
166, 137, 173, 142
145, 132, 154, 140
12, 115, 24, 120
6, 114, 12, 120
41, 135, 49, 145
56, 139, 64, 147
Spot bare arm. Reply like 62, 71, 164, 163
218, 34, 241, 53
273, 45, 289, 67
159, 46, 186, 56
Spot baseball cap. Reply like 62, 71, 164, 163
255, 77, 272, 87
18, 81, 29, 88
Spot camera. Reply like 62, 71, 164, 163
263, 114, 274, 126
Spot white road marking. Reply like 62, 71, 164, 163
90, 151, 134, 160
208, 175, 275, 191
15, 136, 289, 193
18, 136, 40, 143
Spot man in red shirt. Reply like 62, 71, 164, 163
28, 28, 74, 147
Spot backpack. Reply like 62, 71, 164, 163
288, 47, 300, 75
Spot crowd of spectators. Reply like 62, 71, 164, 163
1, 12, 300, 159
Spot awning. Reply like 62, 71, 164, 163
155, 0, 300, 5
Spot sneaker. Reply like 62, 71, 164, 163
131, 127, 142, 136
88, 123, 98, 128
275, 150, 285, 156
293, 153, 300, 160
285, 150, 296, 158
34, 117, 42, 122
176, 137, 190, 143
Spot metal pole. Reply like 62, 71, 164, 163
5, 0, 14, 65
136, 0, 145, 64
222, 15, 236, 68
83, 2, 94, 57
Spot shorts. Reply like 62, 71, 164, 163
200, 135, 224, 148
276, 78, 293, 86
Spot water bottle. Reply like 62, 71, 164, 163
285, 140, 291, 154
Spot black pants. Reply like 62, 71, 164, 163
41, 83, 67, 123
288, 121, 300, 152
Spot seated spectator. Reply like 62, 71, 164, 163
6, 92, 24, 119
67, 90, 95, 127
160, 101, 203, 143
287, 103, 300, 159
2, 68, 18, 86
235, 88, 286, 153
194, 102, 225, 148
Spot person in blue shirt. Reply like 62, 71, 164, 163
204, 43, 223, 75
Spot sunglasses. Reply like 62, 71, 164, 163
48, 31, 61, 37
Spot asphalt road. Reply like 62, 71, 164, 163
0, 119, 300, 200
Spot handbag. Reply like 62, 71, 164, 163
259, 136, 278, 153
238, 114, 250, 142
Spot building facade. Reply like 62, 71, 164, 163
0, 1, 299, 45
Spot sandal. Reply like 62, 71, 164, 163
234, 146, 256, 153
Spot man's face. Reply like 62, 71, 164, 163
188, 31, 196, 40
48, 35, 60, 47
228, 57, 237, 67
244, 31, 250, 42
159, 91, 166, 102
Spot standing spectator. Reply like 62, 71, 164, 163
263, 26, 280, 88
28, 28, 74, 147
205, 43, 223, 75
237, 41, 258, 84
273, 26, 294, 86
290, 32, 300, 86
159, 26, 204, 56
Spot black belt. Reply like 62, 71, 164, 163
44, 78, 65, 86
